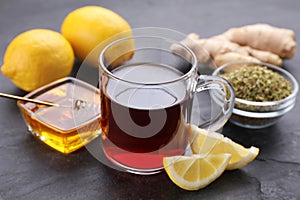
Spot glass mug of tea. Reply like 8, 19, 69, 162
97, 29, 234, 175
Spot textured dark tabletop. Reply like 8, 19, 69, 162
1, 0, 300, 199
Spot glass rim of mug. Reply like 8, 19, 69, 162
98, 35, 198, 85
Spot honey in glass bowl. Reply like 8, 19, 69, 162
17, 77, 101, 154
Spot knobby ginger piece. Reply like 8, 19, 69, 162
175, 33, 282, 67
223, 23, 296, 59
214, 52, 260, 68
246, 47, 282, 66
196, 35, 249, 58
170, 33, 211, 64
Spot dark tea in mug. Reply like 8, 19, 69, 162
100, 63, 191, 173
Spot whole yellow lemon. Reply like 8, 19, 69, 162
1, 29, 74, 92
61, 6, 132, 66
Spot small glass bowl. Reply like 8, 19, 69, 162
212, 62, 299, 129
17, 77, 101, 153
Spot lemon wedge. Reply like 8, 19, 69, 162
163, 154, 231, 191
188, 124, 259, 170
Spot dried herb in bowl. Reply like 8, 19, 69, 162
221, 65, 292, 102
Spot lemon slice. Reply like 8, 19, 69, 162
163, 154, 231, 191
188, 124, 259, 170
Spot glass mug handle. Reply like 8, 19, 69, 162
194, 75, 235, 131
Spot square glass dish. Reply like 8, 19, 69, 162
17, 77, 101, 154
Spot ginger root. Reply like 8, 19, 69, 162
214, 52, 260, 67
223, 24, 296, 59
174, 24, 296, 67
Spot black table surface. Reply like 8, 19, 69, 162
1, 0, 300, 199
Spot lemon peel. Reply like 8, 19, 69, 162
189, 124, 259, 170
163, 154, 231, 191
